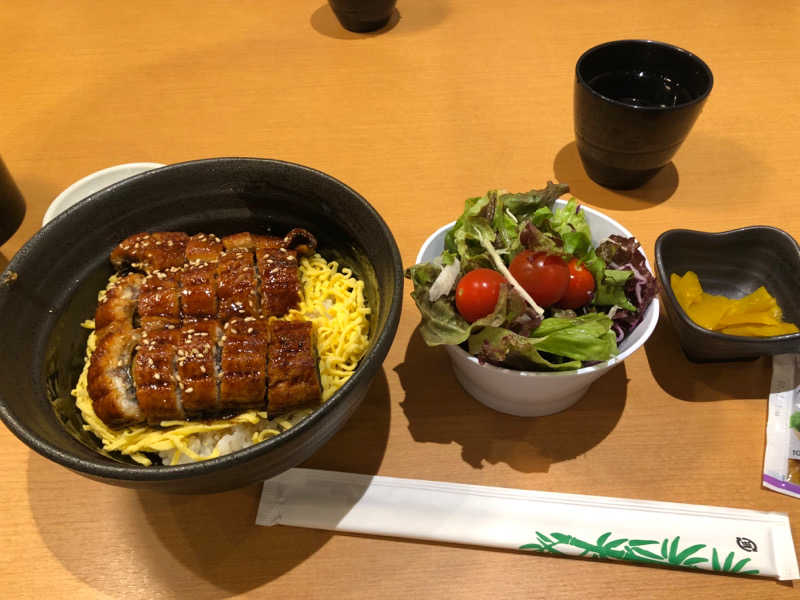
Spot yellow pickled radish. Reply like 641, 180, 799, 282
670, 271, 799, 337
670, 271, 703, 308
715, 286, 780, 325
684, 293, 733, 330
719, 323, 799, 337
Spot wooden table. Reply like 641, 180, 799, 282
1, 1, 798, 597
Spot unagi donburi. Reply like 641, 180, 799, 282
73, 227, 371, 465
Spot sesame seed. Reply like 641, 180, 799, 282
185, 387, 193, 394
154, 373, 161, 380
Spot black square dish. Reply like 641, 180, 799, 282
655, 226, 800, 362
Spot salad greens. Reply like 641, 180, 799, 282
406, 182, 658, 371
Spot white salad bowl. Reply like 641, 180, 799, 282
415, 200, 659, 417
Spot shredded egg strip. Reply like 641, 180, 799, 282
288, 254, 371, 400
71, 252, 371, 465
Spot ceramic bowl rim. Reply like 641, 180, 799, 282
42, 162, 166, 227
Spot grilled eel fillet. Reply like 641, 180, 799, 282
89, 230, 322, 428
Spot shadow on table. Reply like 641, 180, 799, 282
13, 170, 67, 229
310, 0, 448, 40
395, 327, 627, 473
645, 313, 772, 401
27, 370, 392, 598
553, 141, 678, 210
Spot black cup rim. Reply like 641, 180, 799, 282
576, 39, 714, 111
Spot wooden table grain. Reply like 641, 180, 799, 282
1, 1, 799, 598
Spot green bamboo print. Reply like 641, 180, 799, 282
519, 531, 759, 575
711, 548, 759, 575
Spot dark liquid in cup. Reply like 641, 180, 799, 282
587, 70, 694, 108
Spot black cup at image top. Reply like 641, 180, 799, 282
328, 0, 397, 33
574, 40, 713, 189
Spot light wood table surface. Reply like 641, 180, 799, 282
1, 1, 799, 598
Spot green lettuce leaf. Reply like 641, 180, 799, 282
444, 194, 491, 254
549, 198, 593, 256
490, 191, 523, 257
451, 216, 497, 268
468, 313, 618, 371
594, 269, 635, 310
445, 182, 568, 263
501, 182, 569, 220
440, 250, 457, 266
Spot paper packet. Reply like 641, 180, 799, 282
257, 468, 799, 580
763, 353, 800, 498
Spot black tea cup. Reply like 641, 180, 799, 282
574, 40, 713, 189
0, 156, 24, 246
328, 0, 397, 33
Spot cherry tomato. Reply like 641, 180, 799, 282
557, 258, 596, 309
508, 251, 569, 307
455, 268, 506, 323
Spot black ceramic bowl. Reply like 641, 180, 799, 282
0, 158, 403, 493
655, 227, 800, 362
